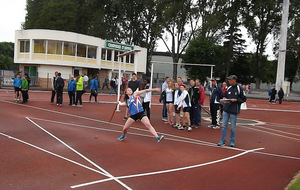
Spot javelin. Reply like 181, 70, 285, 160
109, 87, 126, 122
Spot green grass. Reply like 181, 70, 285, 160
288, 177, 300, 190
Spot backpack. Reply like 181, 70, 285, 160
57, 77, 64, 88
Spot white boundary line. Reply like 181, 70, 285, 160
240, 125, 300, 142
70, 147, 265, 189
1, 100, 300, 160
0, 132, 108, 176
26, 117, 132, 190
252, 125, 300, 137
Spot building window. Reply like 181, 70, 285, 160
130, 54, 134, 63
63, 41, 76, 56
77, 43, 86, 58
20, 40, 30, 53
88, 46, 97, 59
34, 40, 46, 53
114, 51, 119, 61
101, 48, 106, 60
119, 51, 124, 62
47, 40, 62, 55
107, 49, 112, 61
126, 55, 130, 63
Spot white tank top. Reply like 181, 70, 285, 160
166, 88, 173, 102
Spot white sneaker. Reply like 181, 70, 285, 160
207, 125, 215, 128
213, 125, 220, 130
188, 126, 192, 132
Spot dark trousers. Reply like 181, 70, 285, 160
89, 90, 98, 102
279, 97, 283, 104
21, 90, 28, 103
162, 99, 167, 118
102, 83, 109, 90
76, 91, 83, 105
190, 104, 201, 125
210, 103, 220, 126
51, 90, 56, 103
68, 91, 75, 105
143, 102, 151, 119
56, 88, 63, 104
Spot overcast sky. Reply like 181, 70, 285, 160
0, 0, 275, 59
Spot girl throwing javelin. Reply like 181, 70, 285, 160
118, 87, 164, 142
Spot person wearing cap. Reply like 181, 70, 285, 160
218, 75, 247, 147
208, 78, 224, 129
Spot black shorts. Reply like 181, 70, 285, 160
166, 101, 174, 104
130, 111, 147, 121
183, 107, 191, 113
174, 105, 181, 113
14, 87, 21, 92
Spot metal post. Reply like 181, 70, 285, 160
276, 0, 289, 91
149, 62, 154, 108
116, 57, 121, 112
210, 66, 213, 80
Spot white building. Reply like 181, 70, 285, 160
14, 29, 147, 87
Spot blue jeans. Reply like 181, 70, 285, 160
109, 87, 117, 95
221, 111, 237, 143
190, 104, 201, 125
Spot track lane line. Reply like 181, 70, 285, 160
70, 147, 265, 189
26, 117, 132, 190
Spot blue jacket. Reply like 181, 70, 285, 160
223, 85, 247, 114
209, 84, 223, 103
67, 79, 76, 92
13, 78, 22, 88
90, 79, 98, 90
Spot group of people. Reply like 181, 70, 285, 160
13, 73, 30, 103
51, 72, 99, 107
269, 86, 285, 104
160, 77, 205, 132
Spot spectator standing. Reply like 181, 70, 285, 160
121, 76, 128, 91
83, 74, 89, 92
220, 81, 227, 118
218, 75, 246, 147
164, 81, 175, 125
55, 73, 65, 106
269, 86, 277, 104
278, 87, 284, 105
173, 82, 182, 129
177, 84, 192, 131
75, 74, 84, 107
13, 74, 22, 102
67, 75, 76, 106
21, 75, 28, 103
89, 76, 99, 102
142, 79, 151, 119
189, 79, 201, 128
102, 76, 110, 90
160, 77, 170, 122
208, 78, 223, 129
51, 71, 58, 104
109, 76, 117, 95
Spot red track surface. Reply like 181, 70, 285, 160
0, 89, 299, 190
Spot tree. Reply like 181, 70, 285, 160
243, 0, 282, 89
0, 42, 14, 70
182, 36, 227, 82
159, 0, 199, 79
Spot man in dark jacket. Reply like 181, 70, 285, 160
278, 87, 284, 104
51, 71, 58, 104
55, 73, 65, 106
218, 75, 246, 147
189, 79, 201, 128
269, 86, 277, 104
208, 78, 223, 129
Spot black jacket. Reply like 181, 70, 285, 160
55, 77, 65, 89
188, 86, 200, 105
223, 85, 247, 114
209, 85, 223, 103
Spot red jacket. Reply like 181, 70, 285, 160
198, 86, 205, 105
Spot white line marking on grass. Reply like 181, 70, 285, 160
240, 125, 300, 142
26, 117, 132, 190
70, 147, 265, 189
0, 132, 108, 176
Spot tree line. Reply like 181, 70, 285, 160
12, 0, 299, 89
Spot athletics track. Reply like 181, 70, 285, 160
0, 89, 299, 190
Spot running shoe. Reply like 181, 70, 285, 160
157, 135, 164, 142
172, 124, 178, 128
217, 141, 225, 146
123, 116, 128, 120
118, 134, 127, 141
207, 125, 215, 128
213, 125, 220, 130
187, 126, 192, 132
230, 142, 235, 147
177, 125, 185, 130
